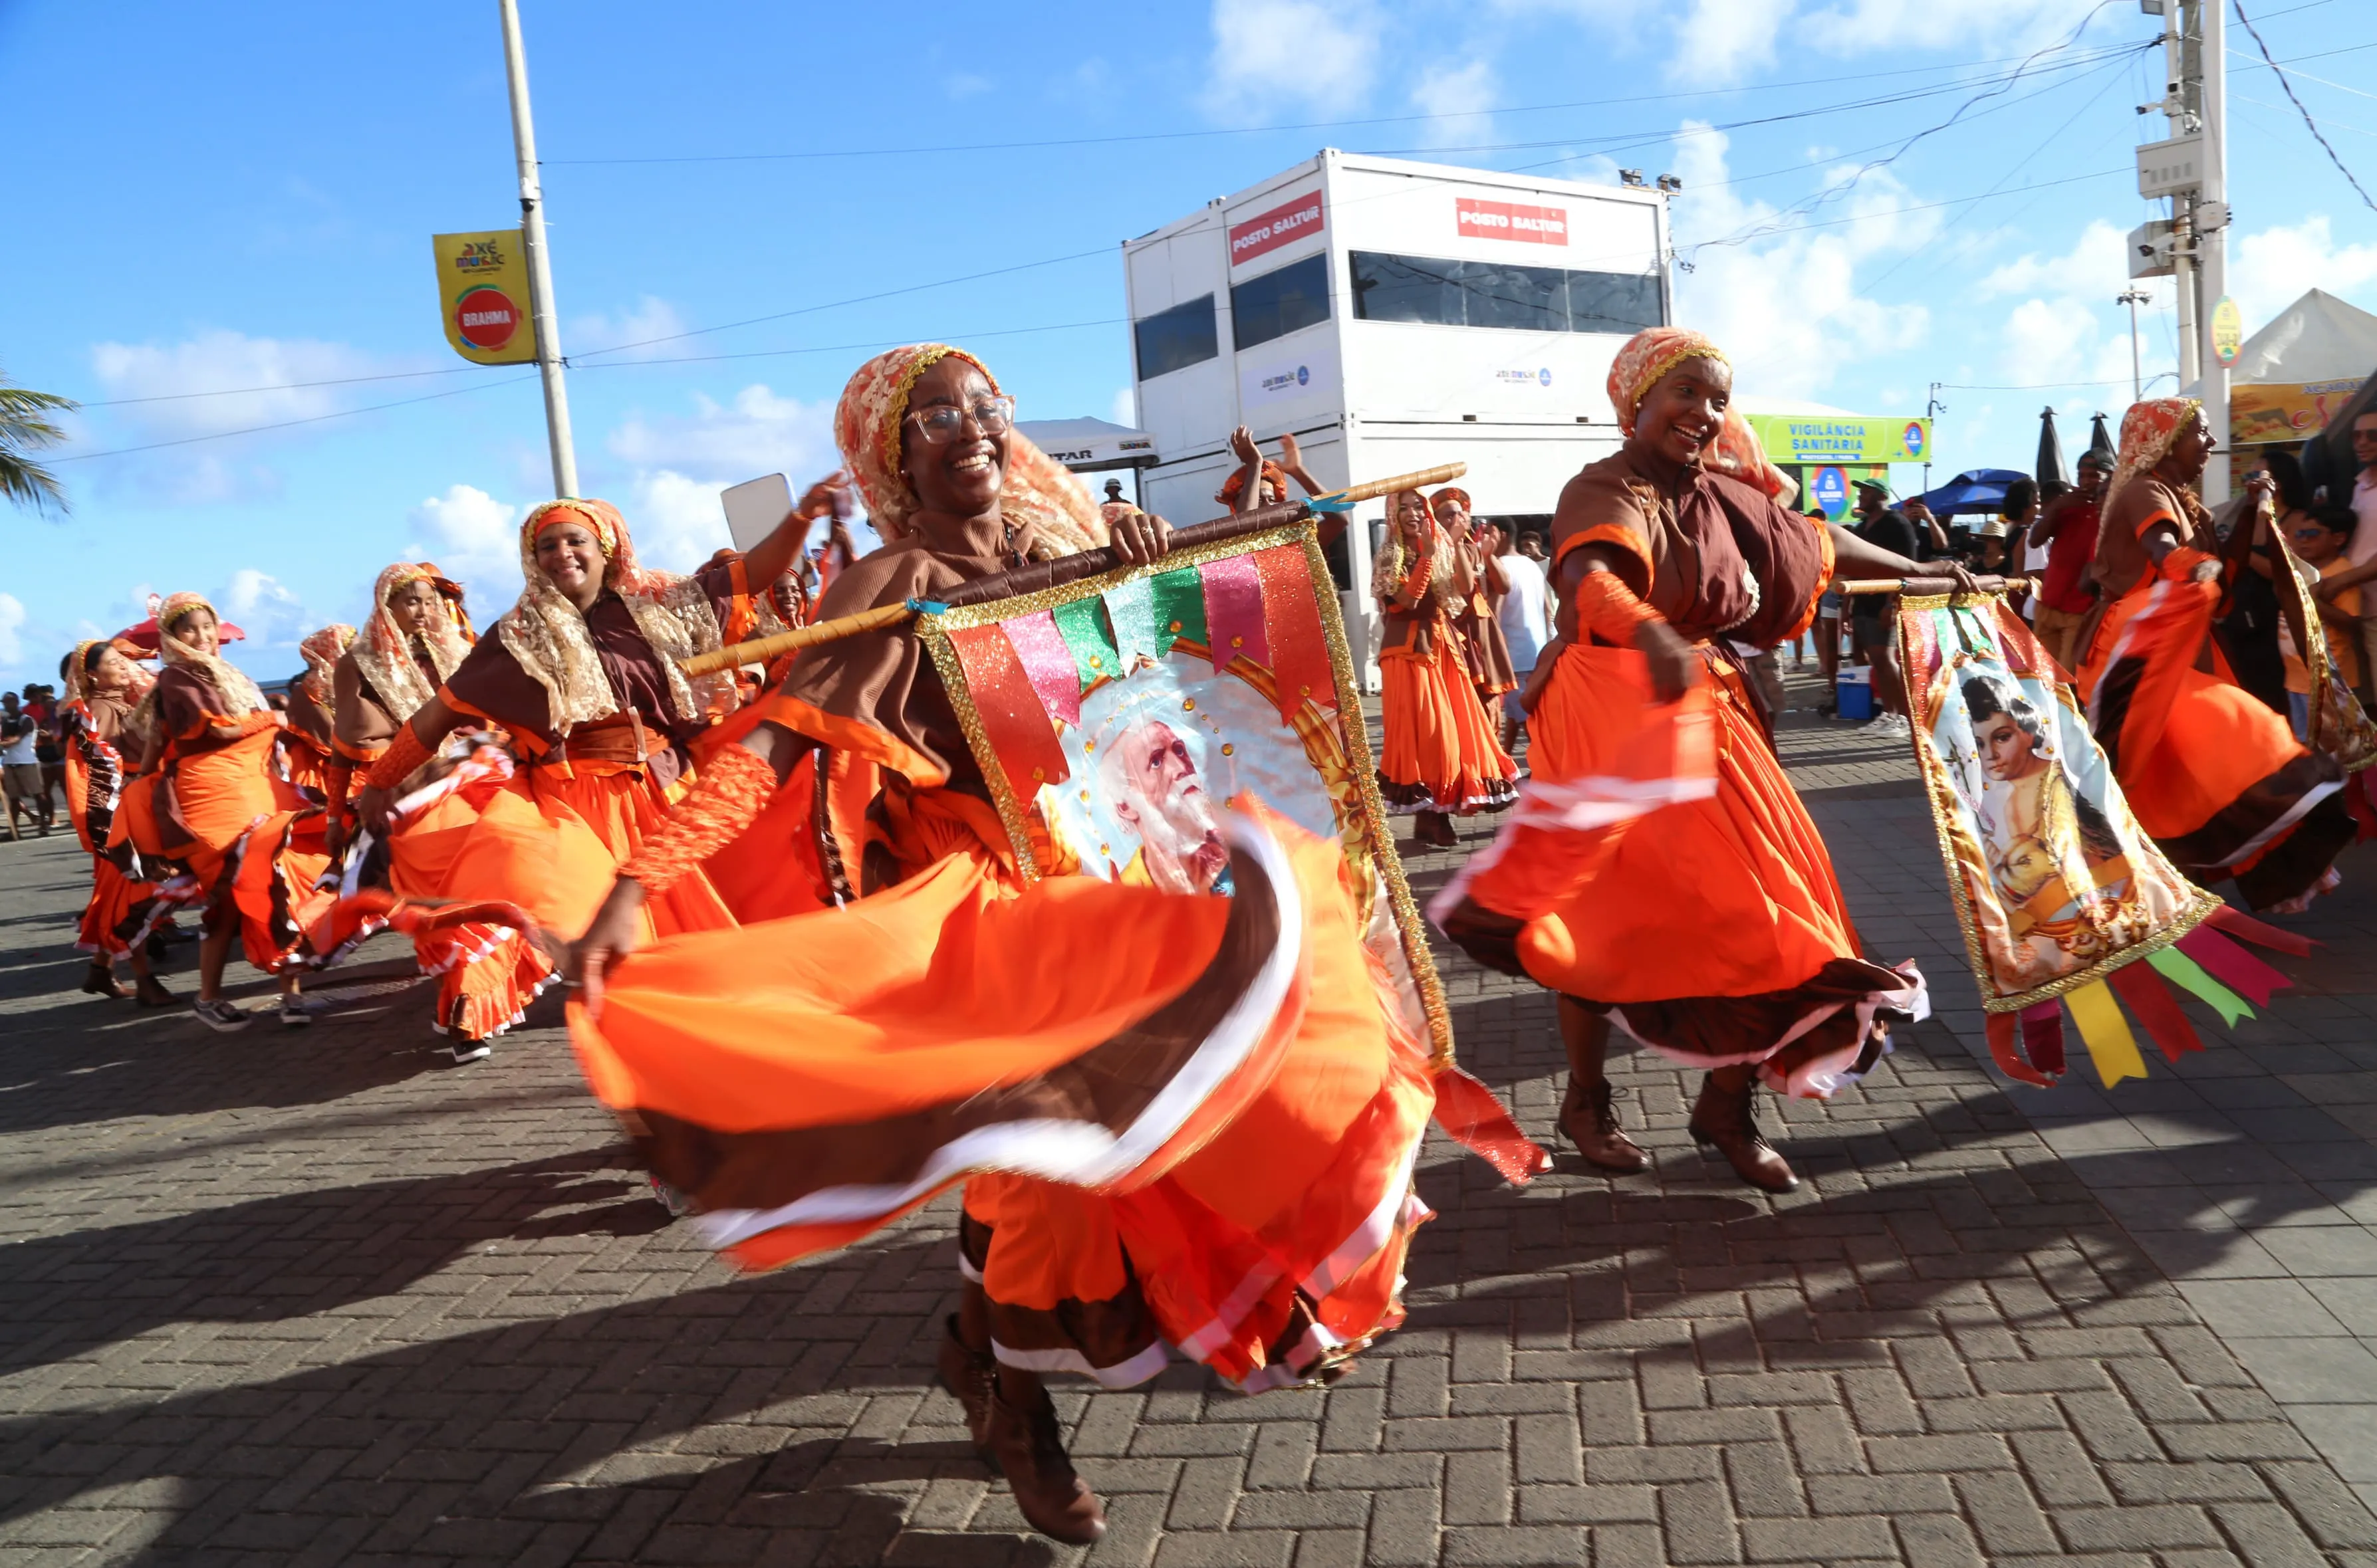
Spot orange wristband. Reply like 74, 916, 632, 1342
1574, 570, 1660, 645
365, 725, 434, 791
620, 744, 777, 894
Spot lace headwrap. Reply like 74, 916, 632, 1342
66, 639, 154, 756
832, 343, 1107, 554
297, 625, 356, 707
1370, 492, 1459, 614
1606, 327, 1790, 501
355, 562, 472, 724
497, 499, 737, 734
152, 592, 268, 719
2107, 397, 2206, 507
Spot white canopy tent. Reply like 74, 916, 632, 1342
1015, 417, 1160, 475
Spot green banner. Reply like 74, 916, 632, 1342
1747, 413, 1932, 465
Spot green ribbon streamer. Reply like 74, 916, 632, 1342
2147, 946, 2255, 1027
1053, 597, 1120, 686
1149, 566, 1207, 655
1103, 576, 1162, 671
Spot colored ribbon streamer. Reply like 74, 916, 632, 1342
1149, 566, 1207, 655
1052, 597, 1121, 689
1252, 544, 1338, 719
2204, 901, 2317, 957
1001, 610, 1081, 728
1307, 496, 1356, 513
2175, 927, 2291, 1008
1201, 554, 1269, 672
2064, 980, 2148, 1088
1985, 1012, 2055, 1087
2106, 958, 2204, 1065
1103, 575, 1162, 673
946, 623, 1069, 802
2019, 998, 2068, 1078
2145, 945, 2254, 1026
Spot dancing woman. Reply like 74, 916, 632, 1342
1436, 328, 1944, 1192
564, 344, 1445, 1545
1434, 487, 1519, 710
58, 639, 178, 1005
2073, 398, 2352, 911
1374, 489, 1519, 847
328, 563, 472, 847
128, 594, 332, 1031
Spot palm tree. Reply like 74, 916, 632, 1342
0, 371, 78, 515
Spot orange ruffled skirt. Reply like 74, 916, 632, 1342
2078, 568, 2350, 909
163, 728, 332, 974
569, 797, 1436, 1393
1436, 644, 1924, 1097
1378, 635, 1518, 815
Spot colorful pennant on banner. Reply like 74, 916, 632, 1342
1894, 590, 2315, 1090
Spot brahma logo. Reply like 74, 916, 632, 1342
1229, 191, 1324, 265
1456, 198, 1568, 246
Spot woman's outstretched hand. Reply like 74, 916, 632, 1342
1634, 617, 1702, 703
569, 877, 649, 1018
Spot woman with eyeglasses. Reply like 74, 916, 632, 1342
564, 344, 1453, 1547
345, 495, 814, 1060
2072, 399, 2352, 912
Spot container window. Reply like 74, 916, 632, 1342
1133, 294, 1219, 380
1350, 250, 1666, 336
1231, 254, 1332, 350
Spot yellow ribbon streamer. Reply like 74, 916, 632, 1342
2064, 980, 2149, 1088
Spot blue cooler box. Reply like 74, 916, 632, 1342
1836, 667, 1874, 721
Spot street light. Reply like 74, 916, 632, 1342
2117, 286, 2151, 405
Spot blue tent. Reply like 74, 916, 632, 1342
1916, 468, 2031, 518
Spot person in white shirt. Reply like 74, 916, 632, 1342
1491, 526, 1552, 753
0, 690, 49, 840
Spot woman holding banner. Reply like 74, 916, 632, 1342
1436, 326, 1949, 1193
561, 344, 1463, 1547
2072, 398, 2352, 911
1374, 489, 1519, 847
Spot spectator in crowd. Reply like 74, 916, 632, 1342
1517, 532, 1548, 563
27, 681, 65, 818
2275, 506, 2364, 739
1810, 506, 1844, 715
1, 690, 50, 839
1993, 479, 2040, 616
2027, 449, 2110, 671
2218, 447, 2312, 716
1846, 479, 1915, 735
1099, 477, 1136, 532
1900, 495, 1950, 562
1490, 522, 1551, 755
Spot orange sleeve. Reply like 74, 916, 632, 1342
1572, 570, 1661, 645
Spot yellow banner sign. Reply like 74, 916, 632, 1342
432, 229, 539, 366
2232, 377, 2368, 447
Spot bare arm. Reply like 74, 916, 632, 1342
353, 693, 463, 832
1227, 427, 1265, 516
1275, 431, 1324, 499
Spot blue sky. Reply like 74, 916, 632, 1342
4, 0, 2374, 684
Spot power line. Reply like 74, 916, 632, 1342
78, 364, 476, 408
53, 376, 540, 463
2232, 0, 2377, 212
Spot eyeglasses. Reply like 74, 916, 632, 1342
906, 395, 1015, 445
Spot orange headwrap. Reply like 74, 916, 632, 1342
1604, 326, 1790, 501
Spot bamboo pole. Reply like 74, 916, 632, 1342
1838, 575, 2028, 596
680, 461, 1465, 677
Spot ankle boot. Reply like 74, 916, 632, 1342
1688, 1073, 1799, 1192
1559, 1075, 1650, 1173
1415, 810, 1458, 849
80, 963, 129, 999
986, 1379, 1106, 1545
134, 972, 179, 1008
936, 1315, 995, 1459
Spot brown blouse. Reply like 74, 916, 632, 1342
152, 667, 245, 755
1550, 451, 1830, 648
2093, 476, 2208, 602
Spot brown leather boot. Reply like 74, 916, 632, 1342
1414, 810, 1459, 849
1688, 1073, 1799, 1192
986, 1378, 1106, 1544
80, 963, 130, 999
936, 1315, 995, 1460
1560, 1076, 1650, 1173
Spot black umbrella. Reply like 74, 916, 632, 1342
2087, 412, 2115, 465
2036, 406, 2068, 487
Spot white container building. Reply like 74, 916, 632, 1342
1122, 149, 1672, 677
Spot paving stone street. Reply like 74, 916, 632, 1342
8, 673, 2377, 1566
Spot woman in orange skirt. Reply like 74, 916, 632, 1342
129, 594, 333, 1031
1436, 487, 1519, 713
564, 344, 1451, 1546
1436, 328, 1945, 1192
348, 499, 813, 1059
2075, 398, 2351, 911
1375, 489, 1518, 848
59, 639, 181, 1006
282, 625, 350, 800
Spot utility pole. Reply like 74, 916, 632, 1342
2141, 0, 2227, 501
499, 0, 578, 499
2118, 286, 2150, 404
2198, 0, 2230, 504
1924, 382, 1944, 496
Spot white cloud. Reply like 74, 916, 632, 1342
1975, 221, 2176, 400
1793, 0, 2085, 56
406, 483, 524, 612
626, 471, 737, 574
1408, 58, 1498, 148
1203, 0, 1380, 119
1672, 0, 1789, 85
88, 330, 392, 441
2229, 215, 2377, 332
1669, 122, 1935, 401
0, 594, 24, 673
1110, 386, 1138, 426
945, 72, 994, 100
220, 568, 315, 653
606, 384, 838, 485
569, 296, 688, 362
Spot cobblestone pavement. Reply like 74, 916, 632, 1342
6, 673, 2377, 1566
